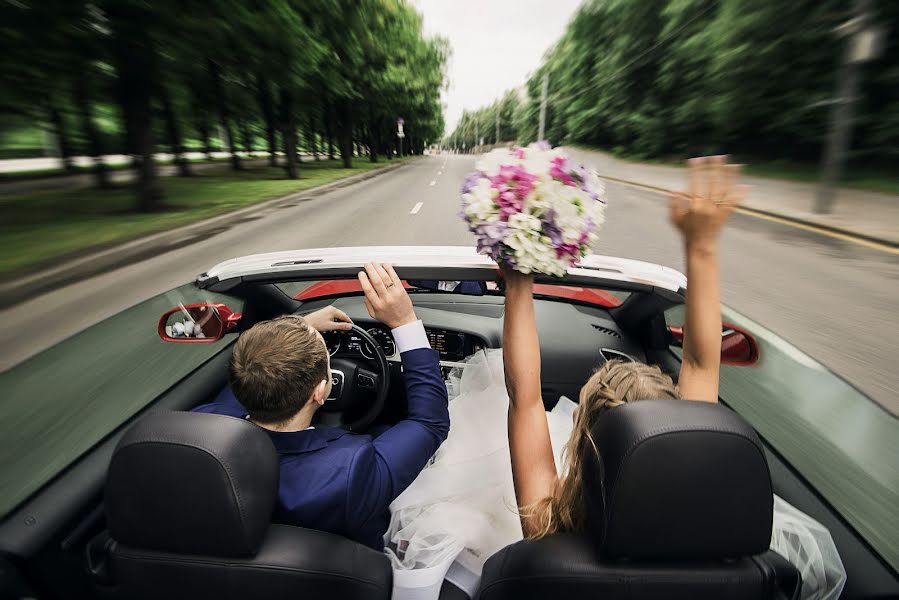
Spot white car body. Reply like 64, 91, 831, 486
197, 246, 686, 295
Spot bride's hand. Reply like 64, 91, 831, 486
670, 155, 747, 250
500, 263, 533, 293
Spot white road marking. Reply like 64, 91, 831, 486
429, 180, 436, 186
410, 202, 423, 215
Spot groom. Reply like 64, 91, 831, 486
193, 262, 449, 550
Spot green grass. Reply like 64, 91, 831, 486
571, 144, 899, 195
1, 157, 414, 276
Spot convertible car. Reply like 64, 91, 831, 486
0, 246, 896, 599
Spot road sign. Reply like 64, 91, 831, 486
397, 118, 405, 138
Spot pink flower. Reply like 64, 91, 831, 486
549, 156, 577, 186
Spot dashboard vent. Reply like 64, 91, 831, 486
592, 324, 621, 339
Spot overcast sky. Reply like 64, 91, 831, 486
410, 0, 583, 136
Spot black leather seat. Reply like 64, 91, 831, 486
479, 400, 801, 600
91, 411, 392, 600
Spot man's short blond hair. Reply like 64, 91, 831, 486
228, 315, 329, 424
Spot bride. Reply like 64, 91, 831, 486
384, 156, 845, 600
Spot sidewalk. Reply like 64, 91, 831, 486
564, 147, 899, 246
0, 152, 321, 197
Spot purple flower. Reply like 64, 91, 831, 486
461, 172, 482, 194
475, 221, 508, 255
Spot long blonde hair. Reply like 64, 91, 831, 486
524, 360, 679, 539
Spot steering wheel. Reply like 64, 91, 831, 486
317, 324, 390, 432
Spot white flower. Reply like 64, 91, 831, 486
475, 148, 513, 177
507, 213, 541, 231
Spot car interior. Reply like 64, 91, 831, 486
0, 277, 896, 599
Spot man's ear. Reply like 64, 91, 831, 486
311, 379, 328, 407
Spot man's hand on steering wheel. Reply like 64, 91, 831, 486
358, 262, 417, 329
304, 306, 353, 332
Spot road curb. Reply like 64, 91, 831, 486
0, 160, 414, 309
601, 174, 899, 251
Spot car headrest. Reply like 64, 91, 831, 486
582, 400, 773, 560
106, 411, 279, 558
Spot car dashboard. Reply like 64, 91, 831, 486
323, 324, 487, 367
300, 292, 645, 405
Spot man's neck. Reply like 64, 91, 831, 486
252, 408, 315, 432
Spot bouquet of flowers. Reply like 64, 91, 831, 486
460, 144, 607, 277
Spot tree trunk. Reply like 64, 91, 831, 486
110, 18, 163, 211
279, 89, 298, 179
307, 114, 318, 160
323, 99, 335, 160
337, 100, 353, 168
71, 76, 109, 187
258, 78, 277, 166
159, 83, 191, 176
47, 105, 76, 173
209, 59, 241, 170
241, 120, 253, 155
193, 95, 214, 160
369, 110, 379, 163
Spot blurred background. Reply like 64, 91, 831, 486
0, 0, 897, 415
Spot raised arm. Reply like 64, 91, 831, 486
503, 268, 558, 536
670, 156, 745, 402
349, 263, 449, 526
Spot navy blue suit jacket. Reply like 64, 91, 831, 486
193, 347, 449, 550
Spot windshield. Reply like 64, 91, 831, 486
277, 279, 631, 307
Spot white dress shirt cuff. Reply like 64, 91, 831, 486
391, 320, 430, 354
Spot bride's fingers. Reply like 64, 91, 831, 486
708, 155, 726, 201
720, 163, 742, 201
687, 157, 703, 198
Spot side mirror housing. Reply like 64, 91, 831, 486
158, 303, 241, 343
668, 322, 760, 366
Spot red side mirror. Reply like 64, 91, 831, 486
720, 324, 760, 365
668, 322, 760, 366
158, 303, 241, 343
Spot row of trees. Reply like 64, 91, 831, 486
448, 0, 897, 164
0, 0, 447, 211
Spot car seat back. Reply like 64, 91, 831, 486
479, 400, 800, 600
92, 411, 392, 600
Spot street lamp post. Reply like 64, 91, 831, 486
815, 0, 883, 214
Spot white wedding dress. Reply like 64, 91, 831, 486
384, 349, 845, 600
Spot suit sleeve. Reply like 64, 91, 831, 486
346, 347, 449, 529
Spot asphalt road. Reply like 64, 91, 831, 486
2, 154, 897, 415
